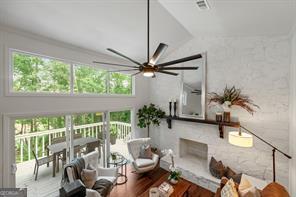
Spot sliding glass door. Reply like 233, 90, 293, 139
9, 109, 132, 196
72, 112, 107, 166
109, 110, 132, 160
13, 112, 108, 197
14, 115, 68, 196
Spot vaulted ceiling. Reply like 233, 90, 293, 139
0, 0, 192, 62
159, 0, 296, 37
0, 0, 295, 61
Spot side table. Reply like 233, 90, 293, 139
107, 152, 128, 185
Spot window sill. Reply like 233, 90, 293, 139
5, 92, 136, 98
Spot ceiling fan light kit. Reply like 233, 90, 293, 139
143, 71, 154, 77
93, 0, 202, 78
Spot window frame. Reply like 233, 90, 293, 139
7, 48, 135, 97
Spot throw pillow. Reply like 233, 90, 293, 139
240, 187, 261, 197
81, 168, 97, 189
239, 176, 261, 197
239, 176, 252, 191
221, 179, 239, 197
87, 164, 96, 171
225, 167, 242, 184
209, 157, 226, 179
139, 144, 153, 159
87, 163, 97, 177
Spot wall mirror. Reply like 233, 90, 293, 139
179, 53, 206, 119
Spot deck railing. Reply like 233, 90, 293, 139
15, 121, 131, 163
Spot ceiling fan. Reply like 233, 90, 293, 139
93, 0, 202, 77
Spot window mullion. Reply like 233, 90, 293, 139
70, 64, 74, 94
106, 71, 110, 94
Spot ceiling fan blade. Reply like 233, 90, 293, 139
159, 67, 199, 70
93, 61, 139, 68
107, 48, 143, 67
156, 54, 202, 67
108, 69, 139, 72
157, 70, 178, 76
131, 71, 142, 76
149, 43, 168, 66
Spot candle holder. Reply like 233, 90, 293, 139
216, 112, 223, 122
173, 101, 177, 117
169, 101, 172, 117
223, 112, 231, 123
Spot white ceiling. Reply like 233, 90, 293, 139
0, 0, 192, 62
0, 0, 295, 62
159, 0, 296, 37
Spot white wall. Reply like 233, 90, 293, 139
149, 36, 291, 187
289, 28, 296, 195
0, 26, 149, 187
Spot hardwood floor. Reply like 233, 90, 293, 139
110, 165, 214, 197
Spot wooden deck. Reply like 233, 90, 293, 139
16, 160, 61, 197
16, 139, 130, 197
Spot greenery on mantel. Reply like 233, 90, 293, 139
137, 104, 165, 137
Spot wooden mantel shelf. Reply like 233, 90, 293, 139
165, 116, 240, 138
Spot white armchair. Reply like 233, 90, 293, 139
65, 151, 118, 197
127, 138, 159, 173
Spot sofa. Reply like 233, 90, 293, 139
62, 151, 118, 197
215, 176, 289, 197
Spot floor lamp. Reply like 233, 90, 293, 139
228, 125, 292, 182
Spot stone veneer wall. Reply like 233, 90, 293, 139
289, 29, 296, 195
149, 36, 291, 187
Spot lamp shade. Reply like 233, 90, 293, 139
228, 131, 253, 148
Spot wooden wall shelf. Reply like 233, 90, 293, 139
165, 116, 240, 138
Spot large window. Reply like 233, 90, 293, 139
12, 52, 70, 93
10, 50, 134, 96
74, 65, 107, 94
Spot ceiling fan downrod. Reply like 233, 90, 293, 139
93, 0, 201, 78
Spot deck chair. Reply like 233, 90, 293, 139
25, 139, 54, 181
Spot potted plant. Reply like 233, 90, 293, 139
137, 103, 165, 137
111, 152, 117, 161
110, 125, 118, 145
208, 86, 259, 121
162, 149, 182, 184
168, 170, 182, 184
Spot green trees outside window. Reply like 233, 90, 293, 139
110, 110, 131, 123
109, 72, 132, 95
13, 52, 70, 93
74, 65, 107, 94
11, 51, 133, 95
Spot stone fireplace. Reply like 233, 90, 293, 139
160, 137, 220, 192
179, 138, 208, 160
179, 138, 208, 173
